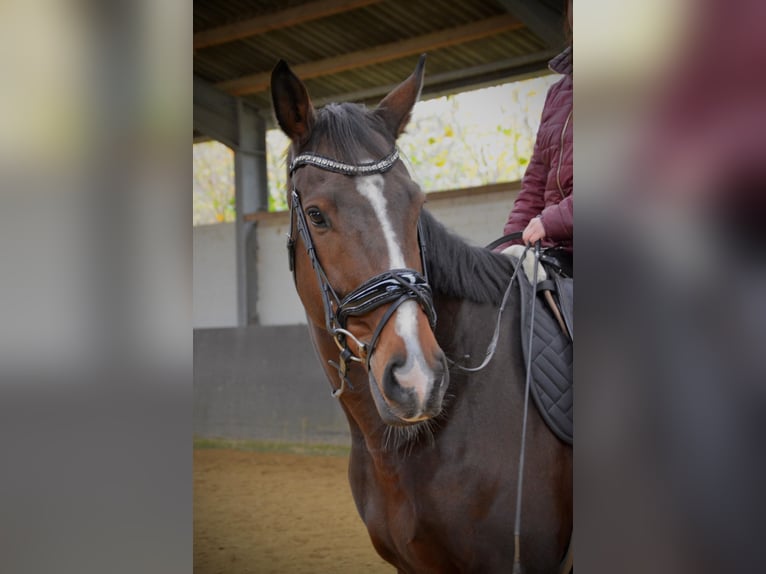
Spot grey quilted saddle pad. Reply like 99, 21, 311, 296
515, 259, 573, 445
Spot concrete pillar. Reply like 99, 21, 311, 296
234, 101, 268, 326
194, 75, 269, 326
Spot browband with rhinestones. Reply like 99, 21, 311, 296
289, 148, 399, 176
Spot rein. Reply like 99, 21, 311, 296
514, 242, 541, 574
286, 148, 437, 397
447, 231, 524, 373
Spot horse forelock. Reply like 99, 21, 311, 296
420, 210, 515, 305
304, 103, 393, 164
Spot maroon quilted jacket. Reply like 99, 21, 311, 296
501, 47, 573, 252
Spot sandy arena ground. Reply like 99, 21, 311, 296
194, 448, 393, 573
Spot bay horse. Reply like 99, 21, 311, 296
271, 56, 572, 574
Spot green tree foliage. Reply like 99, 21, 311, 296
398, 75, 555, 190
267, 130, 289, 211
193, 141, 235, 225
193, 75, 555, 224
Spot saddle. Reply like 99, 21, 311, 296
511, 250, 573, 445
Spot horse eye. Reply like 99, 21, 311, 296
306, 208, 326, 227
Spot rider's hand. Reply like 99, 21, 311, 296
522, 216, 546, 245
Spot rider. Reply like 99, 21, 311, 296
495, 0, 572, 278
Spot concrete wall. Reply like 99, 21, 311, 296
252, 215, 307, 326
193, 222, 238, 328
426, 185, 519, 248
194, 325, 350, 444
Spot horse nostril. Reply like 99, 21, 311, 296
383, 355, 404, 383
382, 357, 410, 402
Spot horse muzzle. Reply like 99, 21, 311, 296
369, 348, 448, 426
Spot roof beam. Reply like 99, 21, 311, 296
194, 0, 384, 50
496, 0, 564, 48
216, 14, 524, 96
305, 49, 557, 108
193, 75, 241, 149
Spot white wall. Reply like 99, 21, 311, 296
254, 214, 307, 326
193, 186, 519, 328
426, 186, 519, 248
193, 222, 238, 327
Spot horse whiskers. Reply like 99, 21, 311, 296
381, 421, 424, 454
380, 413, 444, 455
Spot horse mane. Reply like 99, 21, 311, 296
304, 103, 392, 163
420, 209, 515, 305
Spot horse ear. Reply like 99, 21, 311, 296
271, 60, 316, 146
376, 54, 426, 137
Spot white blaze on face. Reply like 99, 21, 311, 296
356, 175, 405, 268
356, 174, 434, 413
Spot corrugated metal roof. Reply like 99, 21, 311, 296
194, 0, 566, 135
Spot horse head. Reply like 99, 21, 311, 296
271, 56, 449, 426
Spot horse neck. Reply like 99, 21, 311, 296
420, 209, 515, 307
420, 210, 522, 389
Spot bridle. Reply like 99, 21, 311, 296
286, 148, 437, 397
